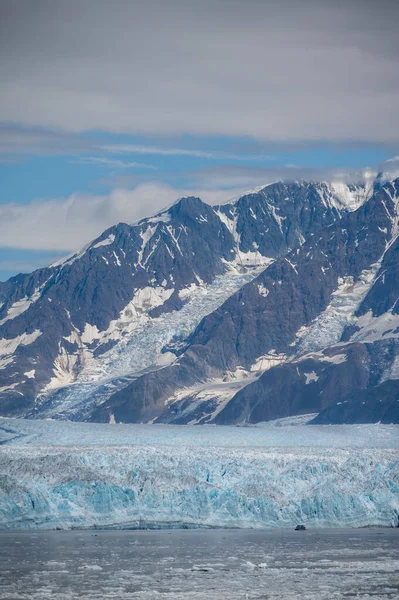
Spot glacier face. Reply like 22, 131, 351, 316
0, 419, 398, 530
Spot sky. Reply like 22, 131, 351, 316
0, 0, 398, 281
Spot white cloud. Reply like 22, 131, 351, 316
191, 164, 377, 189
74, 157, 157, 169
1, 0, 398, 142
0, 162, 397, 260
100, 144, 272, 161
0, 125, 274, 162
0, 183, 248, 252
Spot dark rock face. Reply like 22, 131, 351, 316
175, 183, 396, 370
0, 197, 238, 414
215, 181, 342, 258
94, 179, 399, 425
355, 234, 399, 319
0, 182, 350, 417
311, 379, 399, 424
214, 339, 399, 425
1, 178, 399, 425
214, 345, 370, 425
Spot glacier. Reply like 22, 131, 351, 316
33, 266, 268, 420
0, 419, 398, 531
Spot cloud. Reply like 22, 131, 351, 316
0, 157, 397, 257
1, 0, 398, 142
0, 124, 274, 163
74, 156, 157, 169
0, 124, 93, 156
190, 164, 380, 189
0, 183, 248, 252
101, 144, 272, 161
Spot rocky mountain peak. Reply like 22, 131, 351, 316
0, 177, 398, 425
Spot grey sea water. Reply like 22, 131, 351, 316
0, 528, 398, 599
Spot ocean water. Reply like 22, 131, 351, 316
0, 528, 398, 599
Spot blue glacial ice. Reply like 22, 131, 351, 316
34, 267, 265, 419
0, 419, 398, 530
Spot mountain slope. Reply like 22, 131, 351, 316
92, 178, 399, 425
0, 177, 392, 423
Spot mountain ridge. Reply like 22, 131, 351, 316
1, 177, 398, 424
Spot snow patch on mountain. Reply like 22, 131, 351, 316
381, 353, 399, 382
0, 330, 42, 359
161, 352, 291, 425
304, 371, 319, 384
24, 370, 35, 379
44, 344, 81, 391
0, 382, 20, 393
146, 211, 171, 224
251, 352, 288, 372
329, 180, 374, 212
91, 234, 115, 249
162, 377, 255, 425
257, 284, 269, 297
0, 283, 47, 326
295, 263, 381, 355
295, 350, 348, 366
352, 310, 399, 344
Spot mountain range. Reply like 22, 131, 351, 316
1, 174, 398, 425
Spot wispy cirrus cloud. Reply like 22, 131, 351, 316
0, 124, 274, 164
73, 156, 157, 169
100, 144, 272, 161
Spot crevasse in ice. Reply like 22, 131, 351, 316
0, 420, 398, 530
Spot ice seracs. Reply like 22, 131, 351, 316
0, 420, 397, 530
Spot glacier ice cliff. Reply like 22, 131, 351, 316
0, 420, 398, 530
